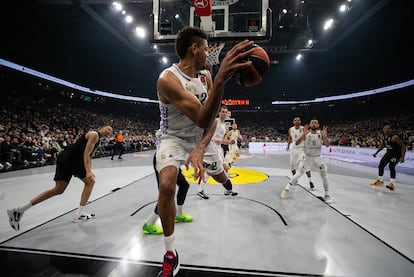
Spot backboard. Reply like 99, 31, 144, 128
151, 0, 271, 43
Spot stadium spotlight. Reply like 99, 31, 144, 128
112, 2, 122, 11
323, 18, 334, 30
135, 26, 146, 38
125, 15, 133, 24
161, 57, 168, 64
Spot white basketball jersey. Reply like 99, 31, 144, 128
229, 129, 240, 141
289, 126, 304, 148
158, 64, 209, 138
213, 119, 227, 142
304, 130, 323, 156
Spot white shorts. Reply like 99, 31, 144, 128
156, 134, 223, 176
211, 141, 225, 164
299, 155, 327, 172
290, 147, 306, 171
203, 142, 225, 175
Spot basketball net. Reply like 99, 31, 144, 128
206, 42, 225, 74
207, 43, 225, 66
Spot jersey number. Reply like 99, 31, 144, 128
197, 92, 208, 104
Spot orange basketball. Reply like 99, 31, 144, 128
234, 44, 270, 87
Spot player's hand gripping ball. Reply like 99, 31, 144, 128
234, 44, 270, 87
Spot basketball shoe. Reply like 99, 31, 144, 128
224, 190, 238, 196
175, 212, 193, 223
73, 211, 95, 223
324, 194, 332, 204
7, 207, 24, 231
386, 183, 395, 191
197, 190, 209, 199
281, 189, 289, 199
157, 250, 180, 277
142, 223, 163, 235
370, 180, 384, 187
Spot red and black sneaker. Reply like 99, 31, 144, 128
157, 250, 180, 277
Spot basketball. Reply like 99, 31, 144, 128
234, 44, 270, 87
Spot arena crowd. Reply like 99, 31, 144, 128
1, 71, 413, 172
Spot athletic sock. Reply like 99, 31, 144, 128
164, 234, 175, 252
176, 205, 183, 216
198, 182, 205, 192
146, 212, 159, 225
76, 205, 85, 215
20, 202, 33, 213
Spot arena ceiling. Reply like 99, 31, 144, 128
0, 0, 411, 104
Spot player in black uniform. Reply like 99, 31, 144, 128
7, 125, 113, 231
371, 125, 406, 191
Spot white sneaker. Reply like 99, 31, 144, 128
5, 162, 12, 170
0, 163, 4, 170
224, 190, 238, 196
281, 189, 289, 199
197, 190, 210, 199
73, 211, 95, 223
324, 194, 332, 204
7, 208, 24, 231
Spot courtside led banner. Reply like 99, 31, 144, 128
248, 142, 414, 170
221, 99, 250, 105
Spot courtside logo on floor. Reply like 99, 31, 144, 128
182, 167, 268, 185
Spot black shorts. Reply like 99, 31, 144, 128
54, 160, 85, 182
382, 151, 399, 164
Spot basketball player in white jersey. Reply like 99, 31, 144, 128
155, 26, 254, 277
286, 117, 314, 189
281, 119, 332, 203
197, 105, 237, 199
225, 123, 243, 165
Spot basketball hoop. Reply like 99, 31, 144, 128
207, 43, 225, 66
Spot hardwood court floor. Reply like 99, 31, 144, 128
1, 150, 413, 277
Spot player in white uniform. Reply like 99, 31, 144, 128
197, 106, 236, 199
281, 119, 332, 203
155, 26, 254, 277
225, 123, 243, 165
286, 117, 314, 189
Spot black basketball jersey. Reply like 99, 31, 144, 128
384, 133, 401, 156
58, 131, 101, 169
